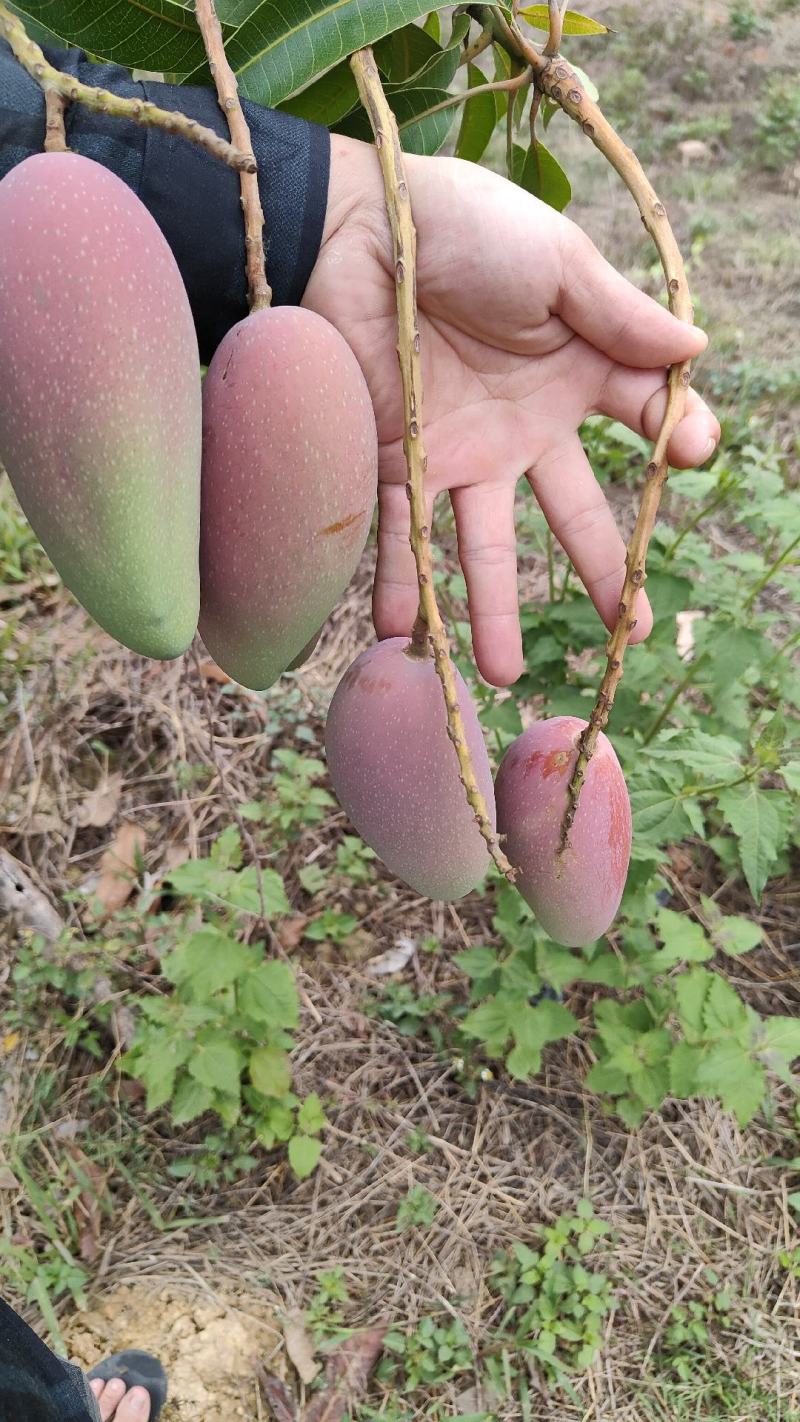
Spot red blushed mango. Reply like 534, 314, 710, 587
0, 154, 201, 658
199, 307, 378, 690
495, 717, 631, 946
325, 638, 495, 901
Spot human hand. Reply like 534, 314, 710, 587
303, 135, 720, 688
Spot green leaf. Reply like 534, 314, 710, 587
699, 895, 763, 958
519, 5, 609, 35
650, 731, 744, 782
226, 0, 455, 109
674, 968, 714, 1044
781, 760, 800, 792
238, 959, 299, 1030
461, 993, 518, 1056
250, 1045, 292, 1099
163, 928, 251, 999
630, 782, 695, 843
456, 62, 507, 164
507, 1000, 577, 1078
279, 61, 360, 124
171, 1075, 214, 1125
512, 141, 572, 212
13, 0, 212, 73
297, 1092, 326, 1134
655, 908, 713, 967
695, 1042, 765, 1126
760, 1016, 800, 1065
717, 783, 789, 901
702, 975, 751, 1043
669, 1041, 703, 1097
130, 1032, 192, 1112
188, 1036, 242, 1099
374, 20, 441, 81
288, 1134, 323, 1179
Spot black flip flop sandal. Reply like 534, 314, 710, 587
87, 1351, 168, 1421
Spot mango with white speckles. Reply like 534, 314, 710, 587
0, 153, 201, 658
495, 717, 631, 946
198, 307, 378, 690
325, 638, 494, 901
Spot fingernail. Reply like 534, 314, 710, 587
701, 437, 716, 462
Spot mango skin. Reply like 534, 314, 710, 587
199, 307, 378, 690
495, 717, 631, 947
325, 638, 495, 901
0, 153, 201, 658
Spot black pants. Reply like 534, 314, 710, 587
0, 1298, 99, 1422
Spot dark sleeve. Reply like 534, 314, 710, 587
0, 40, 331, 363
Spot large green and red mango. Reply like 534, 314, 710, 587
325, 638, 495, 901
0, 153, 201, 658
199, 308, 378, 690
495, 717, 631, 946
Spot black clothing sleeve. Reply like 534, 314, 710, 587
0, 41, 331, 363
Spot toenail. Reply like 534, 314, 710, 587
106, 1378, 127, 1397
127, 1388, 150, 1413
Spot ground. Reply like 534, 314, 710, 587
1, 1, 799, 1419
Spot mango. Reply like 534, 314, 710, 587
325, 637, 494, 900
199, 308, 378, 689
0, 153, 201, 658
495, 717, 631, 946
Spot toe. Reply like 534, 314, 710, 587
117, 1385, 152, 1420
96, 1378, 127, 1421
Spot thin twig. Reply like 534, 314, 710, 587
0, 1, 255, 174
402, 68, 531, 129
544, 0, 569, 56
194, 0, 271, 310
349, 47, 515, 883
460, 26, 493, 67
477, 8, 694, 849
43, 90, 68, 152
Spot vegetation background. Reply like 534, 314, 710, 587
0, 0, 798, 1418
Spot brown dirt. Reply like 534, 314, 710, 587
65, 1283, 283, 1422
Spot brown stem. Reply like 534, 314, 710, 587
0, 2, 255, 173
44, 90, 68, 152
460, 27, 493, 67
194, 0, 271, 311
403, 68, 531, 128
349, 46, 515, 884
544, 0, 568, 56
478, 8, 694, 850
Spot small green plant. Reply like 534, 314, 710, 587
242, 748, 335, 842
381, 1315, 473, 1392
306, 1267, 351, 1342
395, 1185, 439, 1232
489, 1202, 613, 1388
728, 1, 769, 39
756, 75, 800, 169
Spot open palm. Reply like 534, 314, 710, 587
304, 138, 719, 687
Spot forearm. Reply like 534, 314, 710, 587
0, 39, 330, 361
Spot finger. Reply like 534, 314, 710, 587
97, 1379, 127, 1421
528, 437, 654, 642
451, 482, 523, 687
596, 366, 720, 467
557, 221, 708, 369
373, 482, 434, 641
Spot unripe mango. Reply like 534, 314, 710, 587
0, 153, 201, 658
325, 638, 494, 901
199, 308, 378, 690
495, 717, 631, 946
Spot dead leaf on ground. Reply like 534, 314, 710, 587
254, 1366, 298, 1422
0, 1165, 19, 1190
0, 848, 63, 942
76, 771, 123, 829
304, 1326, 387, 1422
278, 917, 309, 951
65, 1144, 106, 1264
196, 658, 232, 686
283, 1310, 319, 1386
92, 824, 146, 916
364, 936, 415, 977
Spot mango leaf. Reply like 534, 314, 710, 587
457, 61, 508, 163
519, 6, 609, 36
338, 85, 457, 156
374, 19, 441, 81
512, 141, 572, 211
717, 783, 790, 901
223, 0, 455, 109
13, 0, 212, 75
279, 61, 360, 124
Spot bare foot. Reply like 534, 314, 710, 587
89, 1377, 152, 1421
